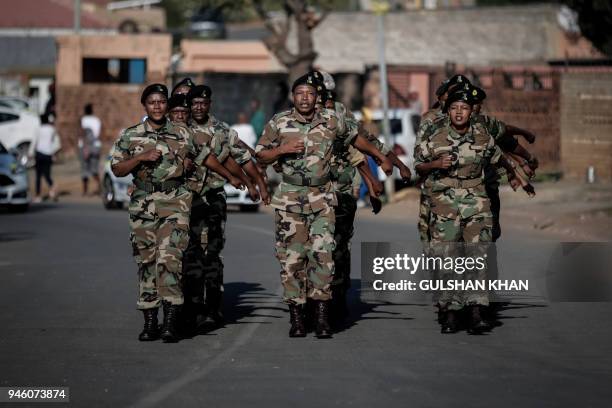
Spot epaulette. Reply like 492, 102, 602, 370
271, 110, 292, 121
124, 122, 145, 134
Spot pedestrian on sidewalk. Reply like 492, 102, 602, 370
29, 114, 61, 202
79, 104, 102, 195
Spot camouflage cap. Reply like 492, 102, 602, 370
292, 73, 319, 93
140, 83, 168, 104
171, 77, 195, 95
168, 94, 190, 110
320, 71, 336, 91
188, 85, 212, 102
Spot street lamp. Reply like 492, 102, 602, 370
372, 0, 394, 199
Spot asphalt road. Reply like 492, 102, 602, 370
0, 202, 611, 407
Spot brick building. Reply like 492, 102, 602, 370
55, 33, 172, 153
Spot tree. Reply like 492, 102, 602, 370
253, 0, 333, 85
564, 0, 612, 56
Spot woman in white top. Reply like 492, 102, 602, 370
29, 114, 61, 202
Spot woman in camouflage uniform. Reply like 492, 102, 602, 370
111, 84, 207, 343
414, 88, 520, 335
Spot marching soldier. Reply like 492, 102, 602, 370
414, 88, 521, 334
256, 73, 388, 338
185, 85, 269, 328
111, 84, 202, 343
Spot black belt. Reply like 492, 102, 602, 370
133, 179, 184, 193
282, 174, 330, 187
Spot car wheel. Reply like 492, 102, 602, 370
102, 176, 118, 209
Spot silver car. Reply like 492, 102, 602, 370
0, 142, 30, 211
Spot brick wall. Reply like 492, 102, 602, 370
429, 69, 561, 173
56, 84, 145, 155
561, 73, 612, 182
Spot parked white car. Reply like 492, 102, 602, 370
0, 97, 31, 112
0, 107, 41, 167
351, 108, 421, 182
0, 142, 30, 211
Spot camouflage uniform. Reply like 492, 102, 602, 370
415, 107, 446, 243
181, 122, 225, 308
329, 101, 389, 294
414, 122, 502, 310
111, 120, 201, 309
185, 115, 250, 309
256, 108, 357, 305
473, 113, 518, 242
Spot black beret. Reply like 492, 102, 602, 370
168, 94, 190, 110
141, 83, 168, 104
188, 85, 212, 102
435, 79, 450, 97
307, 70, 326, 93
437, 74, 472, 97
171, 77, 195, 95
322, 89, 336, 103
443, 89, 475, 113
292, 73, 319, 93
470, 86, 487, 103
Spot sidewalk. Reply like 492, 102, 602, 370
356, 181, 612, 241
28, 157, 101, 204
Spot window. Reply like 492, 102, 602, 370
82, 58, 147, 84
0, 112, 19, 123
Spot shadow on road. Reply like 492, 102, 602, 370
223, 281, 285, 324
332, 279, 420, 334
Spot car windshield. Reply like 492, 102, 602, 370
372, 119, 403, 139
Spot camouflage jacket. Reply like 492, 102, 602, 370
185, 121, 218, 195
414, 123, 501, 219
330, 102, 388, 193
256, 108, 357, 213
191, 114, 251, 192
416, 107, 444, 145
111, 119, 198, 186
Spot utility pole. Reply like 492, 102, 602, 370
74, 0, 81, 33
373, 0, 394, 199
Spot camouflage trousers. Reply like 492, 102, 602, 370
332, 192, 357, 293
129, 187, 192, 309
429, 211, 492, 310
274, 207, 336, 305
182, 187, 226, 307
485, 181, 501, 242
417, 187, 431, 243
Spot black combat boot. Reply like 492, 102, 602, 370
205, 288, 225, 327
440, 310, 459, 334
138, 308, 160, 341
161, 301, 181, 343
467, 305, 491, 335
288, 304, 306, 338
315, 301, 332, 339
